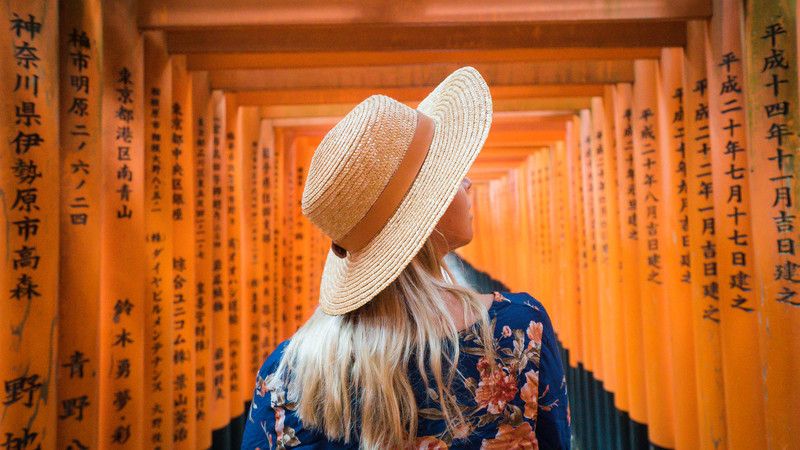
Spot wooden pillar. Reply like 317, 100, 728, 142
170, 54, 197, 449
191, 71, 213, 449
1, 2, 59, 449
659, 47, 700, 449
223, 93, 245, 427
579, 109, 605, 449
579, 109, 600, 383
553, 140, 580, 365
258, 118, 278, 356
238, 106, 262, 381
294, 135, 316, 322
272, 126, 287, 342
744, 1, 800, 447
601, 87, 630, 428
591, 97, 618, 401
632, 59, 676, 448
684, 20, 729, 449
527, 155, 542, 302
210, 89, 232, 440
58, 0, 102, 448
707, 0, 768, 446
542, 151, 554, 305
612, 83, 650, 439
98, 0, 145, 446
143, 30, 176, 449
565, 117, 585, 373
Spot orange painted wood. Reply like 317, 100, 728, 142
186, 48, 659, 71
547, 145, 560, 311
143, 30, 176, 447
516, 159, 534, 298
304, 135, 327, 322
190, 70, 214, 449
139, 0, 710, 28
272, 126, 288, 342
603, 86, 630, 414
543, 151, 557, 310
281, 128, 300, 333
707, 0, 768, 446
490, 177, 510, 283
57, 0, 102, 447
658, 47, 700, 449
255, 98, 594, 118
684, 20, 728, 449
209, 90, 232, 432
612, 83, 648, 425
506, 165, 520, 288
170, 54, 198, 449
520, 155, 540, 295
162, 22, 687, 54
598, 89, 629, 411
257, 118, 278, 357
590, 97, 616, 394
475, 182, 494, 276
532, 151, 548, 304
565, 116, 586, 368
1, 2, 59, 448
579, 109, 601, 380
230, 85, 605, 106
223, 93, 245, 418
98, 0, 146, 446
295, 135, 318, 322
303, 140, 328, 321
238, 106, 263, 382
744, 1, 800, 446
631, 59, 675, 447
552, 139, 579, 365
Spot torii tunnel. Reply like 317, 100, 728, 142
1, 0, 799, 449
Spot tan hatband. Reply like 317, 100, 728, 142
331, 110, 435, 258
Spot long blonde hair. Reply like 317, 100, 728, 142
268, 235, 498, 449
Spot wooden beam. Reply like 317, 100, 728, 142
262, 112, 570, 131
234, 85, 604, 106
164, 22, 685, 54
207, 60, 636, 90
494, 97, 592, 111
473, 153, 535, 164
255, 97, 590, 118
469, 169, 513, 180
186, 48, 662, 71
480, 146, 549, 154
139, 0, 711, 28
486, 113, 572, 132
486, 129, 567, 146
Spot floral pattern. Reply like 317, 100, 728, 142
241, 291, 571, 450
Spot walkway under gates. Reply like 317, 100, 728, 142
1, 1, 799, 449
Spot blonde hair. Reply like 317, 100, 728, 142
268, 234, 498, 449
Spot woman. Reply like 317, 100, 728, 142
242, 67, 570, 450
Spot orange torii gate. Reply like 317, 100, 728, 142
3, 1, 800, 449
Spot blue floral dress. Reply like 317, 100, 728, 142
241, 291, 571, 449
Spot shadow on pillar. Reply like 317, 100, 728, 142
212, 409, 245, 450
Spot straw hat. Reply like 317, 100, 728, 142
301, 66, 493, 315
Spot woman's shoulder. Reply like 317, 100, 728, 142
490, 290, 552, 329
256, 339, 291, 379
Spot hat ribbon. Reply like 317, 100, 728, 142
331, 110, 435, 258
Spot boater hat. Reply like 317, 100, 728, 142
301, 66, 493, 315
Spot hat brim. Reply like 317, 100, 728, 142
317, 66, 493, 315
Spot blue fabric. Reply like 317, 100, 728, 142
241, 291, 571, 449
